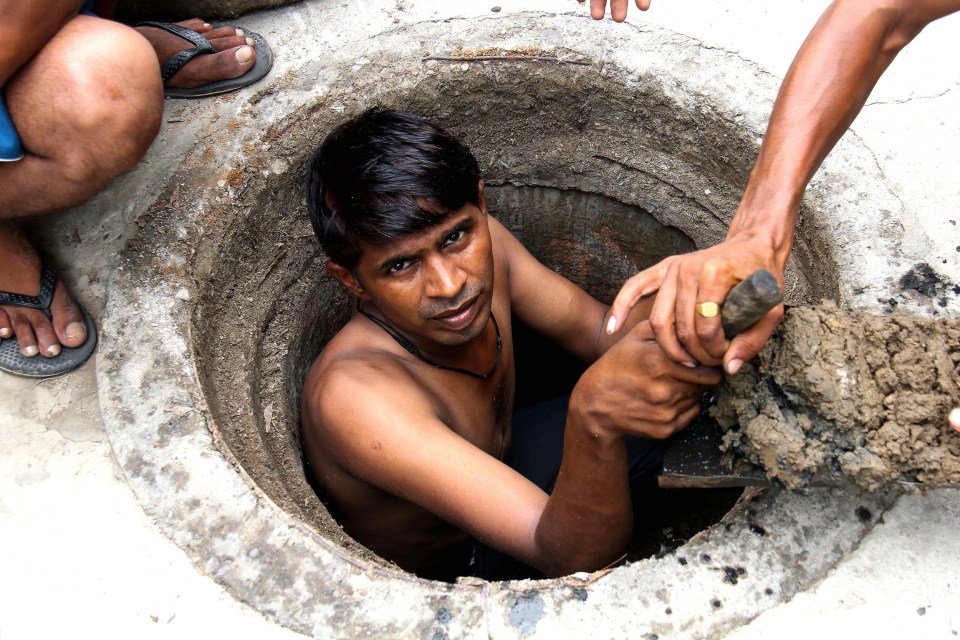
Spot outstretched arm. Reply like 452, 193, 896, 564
608, 0, 960, 374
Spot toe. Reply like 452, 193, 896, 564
0, 309, 11, 339
206, 34, 253, 52
10, 313, 40, 358
176, 18, 213, 34
51, 281, 87, 349
33, 319, 61, 358
165, 45, 255, 88
203, 25, 244, 43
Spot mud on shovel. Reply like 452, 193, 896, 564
658, 269, 783, 489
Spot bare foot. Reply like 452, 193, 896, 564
0, 223, 87, 358
135, 18, 256, 90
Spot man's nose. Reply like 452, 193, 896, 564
424, 255, 464, 299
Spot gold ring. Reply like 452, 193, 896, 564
695, 302, 720, 319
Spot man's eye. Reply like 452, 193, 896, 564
443, 229, 465, 247
387, 258, 414, 274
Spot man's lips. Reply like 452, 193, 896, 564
431, 296, 481, 329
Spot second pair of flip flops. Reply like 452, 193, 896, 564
140, 20, 274, 99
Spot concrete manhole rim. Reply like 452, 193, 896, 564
97, 13, 910, 639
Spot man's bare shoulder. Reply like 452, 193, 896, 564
302, 321, 438, 438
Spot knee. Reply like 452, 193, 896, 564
56, 18, 163, 178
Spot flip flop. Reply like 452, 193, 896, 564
0, 261, 98, 378
137, 21, 273, 99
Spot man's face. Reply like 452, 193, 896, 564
343, 199, 495, 353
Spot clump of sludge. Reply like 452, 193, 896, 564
713, 301, 960, 491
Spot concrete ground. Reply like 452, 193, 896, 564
1, 1, 958, 638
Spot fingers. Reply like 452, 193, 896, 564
607, 266, 663, 334
647, 261, 697, 367
592, 0, 628, 21
635, 0, 652, 9
723, 303, 783, 375
590, 0, 607, 20
948, 407, 960, 433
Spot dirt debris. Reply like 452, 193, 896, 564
713, 301, 960, 491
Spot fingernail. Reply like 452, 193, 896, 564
235, 28, 245, 36
46, 344, 61, 357
683, 361, 697, 369
24, 345, 39, 357
949, 407, 960, 430
606, 316, 617, 334
65, 321, 87, 340
245, 36, 254, 46
203, 22, 211, 27
726, 359, 743, 375
235, 46, 253, 64
0, 327, 9, 338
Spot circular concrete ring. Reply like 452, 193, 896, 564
99, 14, 911, 639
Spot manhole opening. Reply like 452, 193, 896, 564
192, 61, 836, 583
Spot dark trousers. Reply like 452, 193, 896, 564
474, 396, 664, 580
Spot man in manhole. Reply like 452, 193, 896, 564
301, 108, 720, 582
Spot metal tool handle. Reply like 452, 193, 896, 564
720, 269, 783, 338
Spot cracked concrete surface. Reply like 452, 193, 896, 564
2, 1, 959, 638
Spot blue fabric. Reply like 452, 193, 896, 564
0, 88, 24, 162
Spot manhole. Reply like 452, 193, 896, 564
98, 13, 913, 639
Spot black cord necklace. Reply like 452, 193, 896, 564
356, 299, 502, 380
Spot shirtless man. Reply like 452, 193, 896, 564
1, 0, 265, 376
300, 109, 720, 581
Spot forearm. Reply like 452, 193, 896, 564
0, 0, 85, 85
533, 406, 633, 576
729, 0, 955, 262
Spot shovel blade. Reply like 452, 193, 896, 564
658, 417, 771, 489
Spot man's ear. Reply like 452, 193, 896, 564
326, 261, 367, 299
477, 179, 488, 215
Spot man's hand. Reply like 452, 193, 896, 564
571, 321, 721, 440
589, 0, 651, 22
606, 232, 786, 375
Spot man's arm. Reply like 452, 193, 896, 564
490, 217, 651, 363
607, 0, 960, 374
306, 327, 717, 577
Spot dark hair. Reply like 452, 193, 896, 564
306, 108, 481, 269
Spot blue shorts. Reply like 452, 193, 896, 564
0, 88, 24, 162
1, 0, 96, 162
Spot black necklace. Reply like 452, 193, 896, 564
356, 299, 502, 380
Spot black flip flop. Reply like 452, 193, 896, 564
0, 262, 98, 379
138, 21, 274, 99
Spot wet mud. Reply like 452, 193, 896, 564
713, 302, 960, 491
